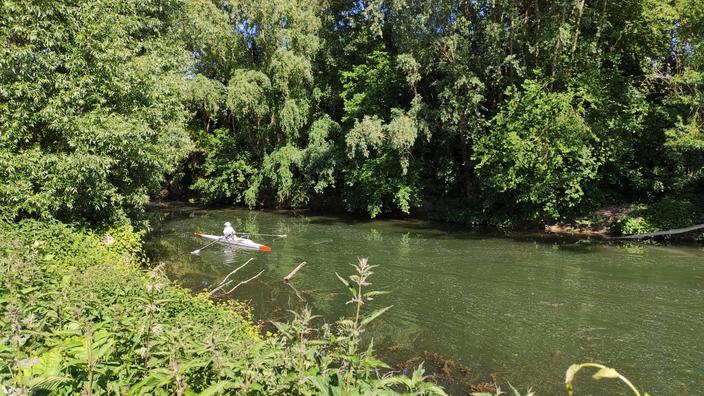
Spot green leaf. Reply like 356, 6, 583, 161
335, 272, 349, 287
20, 286, 40, 294
565, 364, 581, 384
360, 305, 393, 326
363, 290, 389, 300
362, 356, 390, 369
198, 381, 238, 395
509, 384, 521, 396
30, 349, 63, 377
592, 367, 619, 380
271, 321, 293, 338
28, 375, 70, 392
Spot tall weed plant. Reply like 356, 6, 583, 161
0, 221, 444, 395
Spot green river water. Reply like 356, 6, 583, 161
145, 207, 704, 395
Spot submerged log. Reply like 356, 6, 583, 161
616, 223, 704, 239
283, 261, 307, 283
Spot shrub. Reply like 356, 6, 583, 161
0, 221, 445, 395
0, 1, 192, 224
474, 80, 600, 220
618, 198, 704, 235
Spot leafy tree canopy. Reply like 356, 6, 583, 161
2, 0, 704, 224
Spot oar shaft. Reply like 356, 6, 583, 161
191, 234, 224, 254
245, 232, 286, 237
199, 240, 220, 249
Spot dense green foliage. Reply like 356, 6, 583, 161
474, 80, 599, 220
0, 221, 445, 394
5, 1, 699, 392
618, 198, 704, 235
2, 0, 703, 223
0, 0, 193, 224
181, 0, 704, 222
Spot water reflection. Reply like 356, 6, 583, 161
223, 247, 237, 265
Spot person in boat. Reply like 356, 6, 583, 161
223, 222, 236, 240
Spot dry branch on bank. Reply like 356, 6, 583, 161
223, 270, 265, 295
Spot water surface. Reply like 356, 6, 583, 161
145, 207, 704, 395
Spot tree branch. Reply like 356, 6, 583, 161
223, 270, 265, 295
283, 261, 307, 283
208, 258, 254, 297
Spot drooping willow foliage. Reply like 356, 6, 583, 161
1, 0, 703, 224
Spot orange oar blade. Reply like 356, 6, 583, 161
259, 245, 272, 252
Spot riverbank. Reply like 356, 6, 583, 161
543, 198, 704, 241
543, 205, 635, 238
0, 220, 444, 395
417, 196, 704, 242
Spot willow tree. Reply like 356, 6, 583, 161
190, 0, 336, 209
186, 0, 703, 221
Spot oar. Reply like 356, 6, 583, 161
191, 236, 223, 255
245, 232, 287, 238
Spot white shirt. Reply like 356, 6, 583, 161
223, 225, 235, 239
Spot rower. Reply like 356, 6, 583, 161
223, 222, 236, 240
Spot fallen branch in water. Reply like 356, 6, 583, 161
223, 270, 265, 295
615, 223, 704, 239
283, 261, 307, 283
208, 258, 254, 297
285, 281, 306, 302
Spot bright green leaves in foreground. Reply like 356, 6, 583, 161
475, 80, 600, 220
565, 363, 649, 396
0, 221, 444, 395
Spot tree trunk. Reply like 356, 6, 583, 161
460, 137, 476, 200
551, 9, 566, 80
570, 0, 587, 64
616, 224, 704, 239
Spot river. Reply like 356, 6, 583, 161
145, 207, 703, 395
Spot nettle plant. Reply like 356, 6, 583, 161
334, 258, 393, 384
0, 222, 447, 395
272, 257, 447, 395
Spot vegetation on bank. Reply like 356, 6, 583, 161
0, 1, 696, 393
617, 198, 704, 236
542, 197, 704, 239
0, 221, 445, 395
1, 0, 703, 226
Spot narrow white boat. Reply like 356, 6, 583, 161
194, 232, 272, 252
